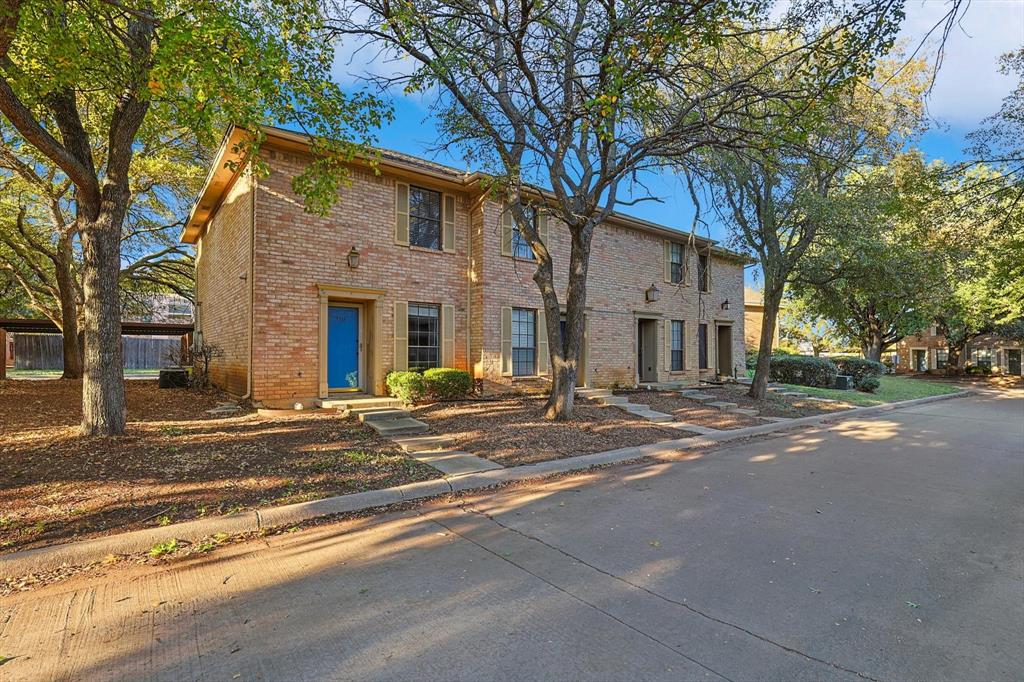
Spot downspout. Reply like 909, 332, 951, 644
242, 170, 256, 402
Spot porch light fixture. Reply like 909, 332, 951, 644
721, 299, 730, 311
645, 284, 661, 302
346, 246, 360, 269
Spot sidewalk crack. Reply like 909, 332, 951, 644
460, 503, 881, 682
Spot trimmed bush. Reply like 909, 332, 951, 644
768, 355, 838, 388
856, 375, 880, 393
385, 371, 426, 404
834, 357, 885, 389
423, 367, 473, 399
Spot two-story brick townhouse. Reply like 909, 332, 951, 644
895, 326, 1023, 375
182, 126, 749, 406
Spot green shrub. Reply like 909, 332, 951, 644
423, 368, 473, 399
855, 375, 880, 393
768, 355, 838, 388
385, 371, 426, 404
834, 357, 885, 388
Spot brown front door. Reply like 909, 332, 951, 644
637, 319, 658, 383
716, 325, 733, 378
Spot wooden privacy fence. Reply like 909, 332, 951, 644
13, 334, 182, 370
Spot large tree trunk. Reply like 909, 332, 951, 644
539, 221, 592, 421
861, 335, 883, 362
748, 283, 784, 400
80, 218, 125, 435
54, 234, 82, 379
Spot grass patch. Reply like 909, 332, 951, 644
782, 376, 961, 406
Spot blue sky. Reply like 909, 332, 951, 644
332, 1, 1023, 286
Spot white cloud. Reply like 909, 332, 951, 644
900, 0, 1023, 127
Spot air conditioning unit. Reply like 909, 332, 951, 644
834, 374, 853, 390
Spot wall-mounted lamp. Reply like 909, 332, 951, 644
346, 246, 360, 269
720, 299, 730, 311
645, 284, 661, 302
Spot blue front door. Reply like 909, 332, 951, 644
328, 306, 360, 390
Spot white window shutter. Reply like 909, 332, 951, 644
395, 183, 410, 246
537, 309, 549, 375
501, 205, 513, 256
664, 241, 672, 283
500, 306, 513, 376
393, 301, 408, 371
442, 304, 455, 367
442, 194, 456, 252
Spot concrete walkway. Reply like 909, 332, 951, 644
2, 386, 1020, 680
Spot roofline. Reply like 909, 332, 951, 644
181, 125, 754, 263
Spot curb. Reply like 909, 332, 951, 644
0, 389, 968, 578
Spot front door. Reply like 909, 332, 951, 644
637, 319, 658, 383
1009, 349, 1022, 376
328, 305, 361, 391
913, 349, 926, 373
716, 325, 733, 378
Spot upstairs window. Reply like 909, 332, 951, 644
669, 242, 684, 284
409, 186, 441, 250
512, 207, 536, 260
698, 253, 710, 292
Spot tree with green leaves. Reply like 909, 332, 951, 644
778, 298, 848, 357
0, 122, 202, 378
0, 0, 389, 434
683, 47, 929, 398
325, 0, 907, 418
792, 153, 950, 362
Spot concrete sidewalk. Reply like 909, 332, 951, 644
0, 389, 968, 578
1, 386, 1019, 680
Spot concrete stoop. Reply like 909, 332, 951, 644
576, 388, 674, 423
390, 434, 502, 476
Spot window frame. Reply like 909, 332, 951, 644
936, 349, 948, 369
511, 307, 537, 376
697, 253, 710, 292
697, 323, 709, 370
408, 185, 442, 250
511, 206, 536, 260
407, 302, 441, 370
670, 320, 685, 371
669, 242, 684, 284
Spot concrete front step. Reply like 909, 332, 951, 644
678, 391, 716, 403
729, 408, 760, 417
706, 400, 739, 411
392, 435, 453, 453
619, 403, 674, 423
365, 417, 429, 436
595, 395, 630, 406
576, 388, 612, 399
316, 396, 401, 411
779, 391, 808, 398
352, 407, 411, 422
405, 449, 503, 476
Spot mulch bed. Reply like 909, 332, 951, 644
0, 379, 436, 554
716, 384, 853, 418
412, 397, 691, 467
613, 390, 768, 429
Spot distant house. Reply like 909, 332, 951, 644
743, 287, 780, 350
895, 326, 1022, 375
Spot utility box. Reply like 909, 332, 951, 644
159, 368, 189, 389
834, 374, 853, 390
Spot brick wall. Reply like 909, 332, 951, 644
196, 145, 748, 401
248, 146, 472, 401
195, 171, 253, 395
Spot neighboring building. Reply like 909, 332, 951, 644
139, 294, 194, 324
743, 287, 780, 350
895, 325, 1023, 375
182, 126, 749, 405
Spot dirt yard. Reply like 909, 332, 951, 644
0, 380, 437, 553
717, 384, 853, 418
613, 390, 768, 429
412, 397, 691, 466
